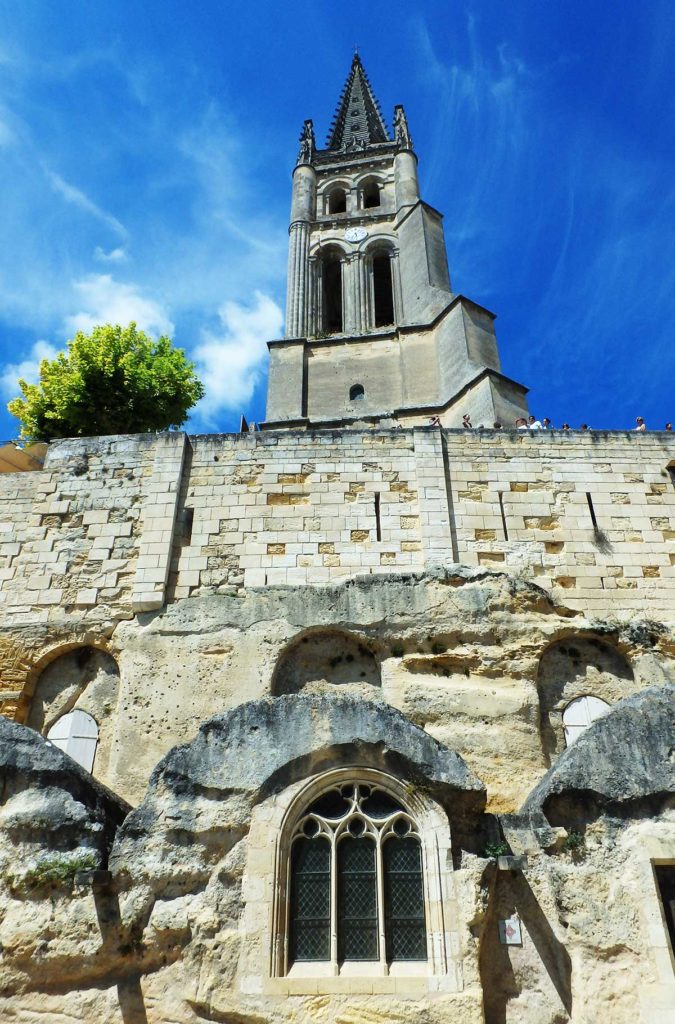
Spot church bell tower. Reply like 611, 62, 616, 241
263, 55, 529, 429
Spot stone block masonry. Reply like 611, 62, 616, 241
0, 427, 673, 623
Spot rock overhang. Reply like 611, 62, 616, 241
520, 683, 675, 825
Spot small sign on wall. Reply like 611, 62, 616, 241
499, 915, 522, 945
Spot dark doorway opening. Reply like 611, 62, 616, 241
323, 257, 343, 333
373, 255, 394, 327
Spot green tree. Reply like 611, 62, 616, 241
8, 323, 205, 442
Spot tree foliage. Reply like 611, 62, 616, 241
8, 323, 205, 442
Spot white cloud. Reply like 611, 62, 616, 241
64, 274, 174, 337
191, 291, 282, 427
0, 340, 60, 400
45, 169, 128, 240
94, 245, 128, 263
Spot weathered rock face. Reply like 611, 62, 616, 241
0, 716, 128, 864
110, 692, 485, 892
0, 570, 673, 1023
0, 718, 130, 1000
523, 684, 675, 823
6, 566, 672, 816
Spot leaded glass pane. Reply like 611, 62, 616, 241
383, 836, 427, 961
360, 790, 402, 819
289, 837, 330, 961
338, 837, 378, 960
307, 788, 351, 819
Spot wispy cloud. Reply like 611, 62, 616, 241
190, 291, 282, 427
94, 245, 128, 263
44, 169, 128, 240
0, 340, 59, 401
64, 274, 174, 337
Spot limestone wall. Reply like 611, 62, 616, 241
0, 427, 672, 619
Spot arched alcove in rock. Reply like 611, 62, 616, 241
537, 636, 635, 763
272, 630, 381, 697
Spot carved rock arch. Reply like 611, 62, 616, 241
271, 628, 381, 697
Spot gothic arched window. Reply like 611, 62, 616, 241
288, 782, 427, 966
562, 695, 611, 747
47, 709, 99, 773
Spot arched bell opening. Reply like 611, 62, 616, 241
327, 187, 347, 215
319, 248, 345, 334
372, 253, 394, 327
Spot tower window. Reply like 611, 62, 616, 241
363, 181, 380, 209
322, 253, 343, 333
373, 254, 394, 327
328, 188, 347, 214
350, 384, 365, 401
288, 782, 427, 966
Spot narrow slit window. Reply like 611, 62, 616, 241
374, 492, 381, 541
586, 492, 598, 528
498, 491, 509, 541
182, 506, 194, 544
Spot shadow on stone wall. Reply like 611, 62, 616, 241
480, 869, 572, 1024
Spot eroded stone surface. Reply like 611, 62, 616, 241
522, 684, 675, 821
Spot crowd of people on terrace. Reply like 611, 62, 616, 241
427, 414, 673, 432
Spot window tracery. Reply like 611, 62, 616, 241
289, 782, 427, 968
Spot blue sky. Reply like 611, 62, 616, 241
0, 0, 673, 438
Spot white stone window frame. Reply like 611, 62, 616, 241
260, 767, 459, 991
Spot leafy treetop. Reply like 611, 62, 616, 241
8, 323, 205, 442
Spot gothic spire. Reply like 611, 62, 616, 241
326, 54, 390, 151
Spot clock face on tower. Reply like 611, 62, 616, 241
344, 227, 367, 243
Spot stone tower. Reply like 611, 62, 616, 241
264, 54, 530, 430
